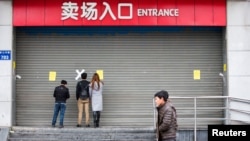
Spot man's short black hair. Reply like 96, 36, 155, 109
61, 80, 67, 85
154, 90, 169, 101
81, 72, 87, 79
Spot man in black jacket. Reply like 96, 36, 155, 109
52, 80, 70, 128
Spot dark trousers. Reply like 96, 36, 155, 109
161, 138, 176, 141
52, 103, 66, 126
93, 111, 101, 127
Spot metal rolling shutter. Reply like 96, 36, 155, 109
15, 27, 223, 128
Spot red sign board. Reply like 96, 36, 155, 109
13, 0, 226, 26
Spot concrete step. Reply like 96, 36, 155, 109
8, 126, 156, 141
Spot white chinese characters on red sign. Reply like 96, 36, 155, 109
61, 1, 133, 20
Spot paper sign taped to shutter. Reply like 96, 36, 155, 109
96, 70, 104, 80
193, 70, 200, 80
224, 64, 227, 72
49, 71, 57, 81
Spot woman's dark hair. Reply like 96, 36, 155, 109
154, 90, 169, 101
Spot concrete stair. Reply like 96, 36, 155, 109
8, 126, 156, 141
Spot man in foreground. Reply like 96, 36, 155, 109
154, 90, 178, 141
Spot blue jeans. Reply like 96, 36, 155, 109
52, 103, 66, 126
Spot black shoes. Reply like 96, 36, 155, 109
59, 125, 64, 128
52, 125, 63, 128
77, 124, 90, 127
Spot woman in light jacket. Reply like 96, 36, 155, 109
89, 73, 104, 128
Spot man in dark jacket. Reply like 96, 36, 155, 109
154, 90, 178, 141
52, 80, 70, 128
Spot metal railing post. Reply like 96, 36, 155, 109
153, 98, 158, 141
226, 96, 229, 124
153, 98, 156, 128
194, 97, 197, 141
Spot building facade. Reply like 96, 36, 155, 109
0, 0, 249, 127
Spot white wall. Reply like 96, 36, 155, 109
227, 0, 250, 123
0, 0, 13, 126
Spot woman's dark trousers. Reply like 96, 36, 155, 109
93, 111, 101, 127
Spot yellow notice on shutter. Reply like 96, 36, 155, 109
13, 61, 16, 69
49, 71, 57, 81
223, 64, 227, 72
193, 70, 200, 80
96, 70, 104, 80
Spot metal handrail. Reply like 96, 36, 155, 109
153, 96, 250, 141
